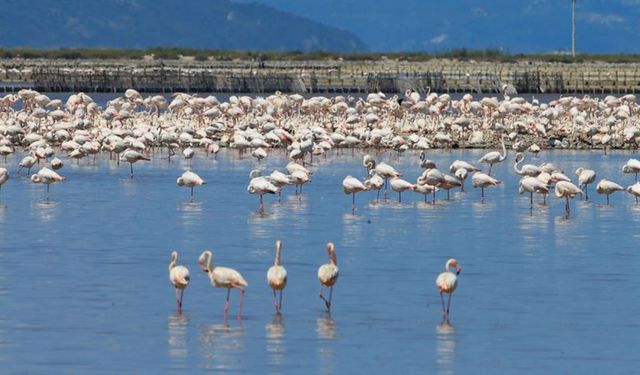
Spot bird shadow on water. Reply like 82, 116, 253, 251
266, 314, 285, 366
32, 200, 60, 223
436, 320, 457, 374
198, 320, 245, 371
168, 311, 190, 363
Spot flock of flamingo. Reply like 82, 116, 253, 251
169, 241, 460, 322
3, 88, 640, 322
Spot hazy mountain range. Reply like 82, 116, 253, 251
1, 0, 638, 53
0, 0, 365, 52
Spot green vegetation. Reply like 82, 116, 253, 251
2, 47, 640, 64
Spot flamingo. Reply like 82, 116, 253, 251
439, 174, 462, 200
342, 175, 368, 214
518, 176, 549, 210
169, 251, 190, 310
364, 169, 384, 200
622, 159, 640, 181
419, 168, 445, 203
471, 172, 501, 202
183, 146, 194, 167
419, 151, 437, 169
390, 177, 415, 203
290, 169, 311, 195
374, 162, 400, 199
478, 134, 507, 176
176, 170, 206, 201
362, 154, 376, 172
247, 170, 279, 213
555, 181, 583, 216
17, 155, 37, 175
436, 258, 461, 321
267, 240, 287, 314
318, 243, 339, 312
30, 167, 65, 200
414, 182, 438, 203
198, 250, 248, 319
50, 157, 64, 170
513, 152, 542, 177
575, 167, 596, 200
595, 178, 624, 205
454, 168, 468, 192
120, 149, 150, 178
0, 168, 8, 199
627, 182, 640, 204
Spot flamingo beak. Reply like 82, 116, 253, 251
456, 265, 462, 275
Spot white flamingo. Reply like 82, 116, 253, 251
30, 167, 65, 200
247, 170, 279, 213
267, 240, 287, 314
176, 170, 206, 201
120, 149, 150, 178
478, 135, 507, 176
575, 167, 596, 200
0, 168, 8, 199
622, 159, 640, 181
555, 181, 583, 216
627, 182, 640, 204
198, 250, 248, 319
518, 176, 549, 210
595, 178, 624, 205
513, 152, 542, 177
436, 258, 461, 322
342, 175, 368, 213
318, 243, 339, 312
169, 251, 190, 310
390, 177, 415, 203
471, 172, 501, 201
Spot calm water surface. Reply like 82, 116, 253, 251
1, 149, 639, 373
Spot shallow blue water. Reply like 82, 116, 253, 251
1, 149, 640, 373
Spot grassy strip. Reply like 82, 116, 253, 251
2, 47, 640, 63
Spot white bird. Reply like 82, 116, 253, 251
518, 176, 549, 210
471, 172, 501, 201
248, 170, 279, 213
0, 167, 8, 198
318, 243, 339, 312
267, 240, 287, 314
414, 181, 438, 203
30, 167, 65, 200
342, 175, 368, 214
596, 178, 624, 205
449, 160, 480, 174
555, 181, 583, 216
290, 169, 311, 195
176, 170, 206, 201
183, 147, 194, 167
198, 250, 248, 319
478, 135, 507, 176
622, 159, 640, 181
18, 155, 37, 175
169, 251, 190, 310
436, 258, 461, 322
251, 147, 267, 161
364, 169, 384, 200
120, 149, 150, 178
50, 157, 64, 170
390, 177, 415, 203
375, 161, 400, 199
513, 152, 542, 177
454, 168, 468, 192
627, 182, 640, 204
575, 167, 596, 200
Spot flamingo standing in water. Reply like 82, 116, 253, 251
595, 178, 624, 205
471, 172, 501, 202
436, 258, 461, 321
176, 170, 206, 201
198, 250, 248, 319
575, 167, 596, 200
120, 149, 150, 178
0, 168, 9, 199
518, 176, 549, 210
374, 162, 400, 199
30, 167, 65, 200
318, 243, 339, 312
555, 181, 583, 216
390, 177, 414, 203
622, 159, 640, 181
168, 251, 190, 310
478, 134, 507, 176
342, 175, 368, 214
364, 169, 384, 200
267, 240, 287, 314
247, 170, 279, 213
627, 182, 640, 203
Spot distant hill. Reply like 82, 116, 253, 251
0, 0, 367, 52
242, 0, 640, 53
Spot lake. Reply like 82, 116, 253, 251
1, 148, 639, 373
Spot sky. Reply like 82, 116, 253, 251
235, 0, 640, 53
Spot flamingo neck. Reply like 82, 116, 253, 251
205, 251, 214, 272
499, 136, 506, 160
445, 260, 454, 272
169, 253, 177, 272
275, 242, 282, 266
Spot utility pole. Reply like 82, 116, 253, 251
572, 0, 576, 58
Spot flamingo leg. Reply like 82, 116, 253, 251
398, 191, 401, 203
585, 185, 589, 200
130, 162, 134, 178
432, 190, 436, 204
530, 192, 533, 209
460, 181, 465, 192
606, 194, 610, 205
352, 192, 356, 214
272, 289, 279, 313
447, 189, 450, 200
260, 195, 264, 214
446, 293, 453, 319
481, 187, 485, 202
224, 288, 231, 316
279, 290, 284, 313
319, 285, 331, 311
488, 164, 493, 176
190, 187, 194, 201
238, 287, 245, 319
440, 292, 446, 319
